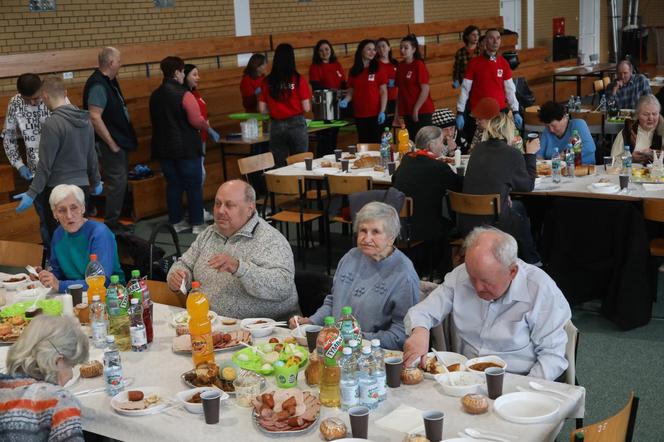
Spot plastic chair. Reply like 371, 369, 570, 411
570, 392, 639, 442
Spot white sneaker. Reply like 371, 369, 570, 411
203, 209, 214, 222
172, 220, 191, 233
192, 224, 207, 235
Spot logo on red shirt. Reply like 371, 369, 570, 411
288, 83, 295, 90
368, 74, 375, 81
497, 69, 503, 78
336, 70, 342, 78
406, 71, 413, 79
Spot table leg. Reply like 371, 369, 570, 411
553, 76, 557, 102
576, 76, 581, 97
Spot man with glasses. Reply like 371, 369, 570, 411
1, 73, 51, 245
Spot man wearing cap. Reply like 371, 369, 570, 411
456, 29, 521, 142
431, 108, 468, 154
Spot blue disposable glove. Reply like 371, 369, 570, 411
377, 112, 386, 125
513, 112, 523, 129
18, 165, 33, 181
452, 80, 460, 89
207, 127, 221, 143
387, 79, 395, 88
254, 87, 261, 95
339, 98, 349, 109
92, 182, 103, 196
13, 192, 34, 213
456, 114, 465, 130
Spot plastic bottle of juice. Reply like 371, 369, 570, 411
397, 120, 410, 156
85, 254, 106, 304
127, 270, 153, 343
106, 275, 131, 351
138, 275, 153, 343
187, 281, 214, 367
317, 316, 342, 407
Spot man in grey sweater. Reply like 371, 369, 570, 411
14, 76, 102, 238
167, 180, 300, 320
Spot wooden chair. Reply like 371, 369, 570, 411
602, 76, 611, 89
0, 240, 43, 268
237, 151, 275, 179
642, 199, 664, 257
286, 152, 313, 165
570, 392, 639, 442
146, 279, 186, 308
356, 143, 381, 152
570, 111, 604, 135
286, 152, 327, 203
264, 174, 323, 267
324, 174, 373, 273
524, 109, 545, 133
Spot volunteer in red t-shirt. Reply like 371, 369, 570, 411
456, 28, 521, 142
340, 39, 388, 143
240, 54, 267, 113
377, 37, 399, 126
258, 43, 312, 167
395, 34, 435, 139
309, 40, 346, 155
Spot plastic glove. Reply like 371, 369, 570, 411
339, 98, 349, 109
92, 182, 103, 196
387, 79, 395, 88
377, 112, 386, 125
18, 165, 33, 181
456, 114, 465, 130
207, 127, 221, 143
254, 87, 262, 95
513, 112, 523, 129
452, 80, 460, 89
13, 192, 34, 213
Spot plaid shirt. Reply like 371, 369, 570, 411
609, 73, 652, 109
453, 46, 481, 84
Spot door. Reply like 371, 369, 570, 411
578, 0, 600, 64
500, 0, 522, 49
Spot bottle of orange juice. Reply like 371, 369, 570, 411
397, 120, 410, 156
85, 254, 106, 304
187, 281, 214, 367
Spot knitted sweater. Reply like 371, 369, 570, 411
0, 374, 84, 442
168, 213, 300, 320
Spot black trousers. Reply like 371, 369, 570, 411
96, 140, 128, 228
355, 116, 383, 144
403, 113, 433, 140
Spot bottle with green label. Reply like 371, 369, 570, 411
338, 306, 362, 349
106, 275, 131, 351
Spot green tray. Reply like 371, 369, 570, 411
1, 299, 63, 318
232, 343, 309, 375
228, 113, 270, 121
307, 120, 348, 128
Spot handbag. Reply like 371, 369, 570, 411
148, 221, 182, 281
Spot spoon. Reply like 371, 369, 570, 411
465, 428, 514, 442
25, 265, 39, 278
293, 316, 302, 338
239, 341, 266, 356
528, 381, 574, 399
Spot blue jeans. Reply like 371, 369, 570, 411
160, 157, 203, 225
269, 115, 308, 167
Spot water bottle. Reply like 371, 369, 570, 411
90, 295, 108, 349
565, 143, 575, 179
357, 346, 379, 409
599, 95, 607, 112
370, 339, 387, 403
552, 148, 562, 184
103, 335, 124, 396
128, 270, 153, 344
622, 145, 633, 176
339, 347, 359, 411
380, 127, 392, 168
567, 96, 575, 113
348, 338, 360, 357
575, 95, 582, 112
129, 298, 148, 352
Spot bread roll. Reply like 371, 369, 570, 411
461, 393, 489, 414
319, 417, 347, 440
400, 367, 424, 385
80, 360, 103, 378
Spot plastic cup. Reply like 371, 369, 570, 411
304, 158, 313, 171
527, 132, 539, 140
201, 390, 221, 424
75, 303, 89, 324
67, 284, 83, 305
387, 162, 396, 175
61, 294, 74, 316
604, 156, 614, 171
274, 361, 299, 388
485, 367, 505, 399
348, 145, 357, 155
341, 159, 350, 172
348, 405, 369, 439
305, 325, 322, 353
423, 410, 444, 442
456, 165, 465, 177
334, 149, 342, 161
619, 174, 629, 190
385, 357, 403, 388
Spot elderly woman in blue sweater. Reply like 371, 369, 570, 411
289, 202, 420, 350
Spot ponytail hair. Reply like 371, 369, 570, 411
401, 34, 423, 60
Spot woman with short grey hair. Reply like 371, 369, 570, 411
611, 94, 664, 162
289, 201, 420, 350
414, 125, 445, 156
1, 315, 88, 440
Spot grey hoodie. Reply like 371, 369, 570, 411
28, 104, 101, 198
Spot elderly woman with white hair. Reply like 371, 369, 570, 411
36, 184, 124, 292
611, 94, 664, 163
289, 202, 419, 350
0, 315, 88, 440
403, 226, 571, 381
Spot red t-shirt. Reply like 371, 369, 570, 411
259, 75, 312, 120
396, 59, 435, 116
379, 60, 398, 101
191, 89, 208, 142
240, 74, 264, 112
347, 66, 387, 118
464, 55, 512, 111
308, 61, 346, 90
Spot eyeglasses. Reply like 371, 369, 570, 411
47, 339, 63, 357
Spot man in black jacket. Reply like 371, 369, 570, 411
83, 47, 137, 233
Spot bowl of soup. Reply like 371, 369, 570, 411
465, 355, 507, 374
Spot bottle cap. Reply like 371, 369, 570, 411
349, 339, 358, 348
324, 316, 335, 325
341, 306, 352, 315
371, 339, 380, 347
89, 254, 97, 261
131, 298, 138, 305
362, 346, 371, 354
92, 295, 100, 302
110, 275, 119, 283
191, 281, 200, 289
131, 270, 140, 278
106, 335, 115, 343
343, 347, 352, 355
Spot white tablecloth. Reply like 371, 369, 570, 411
55, 303, 585, 442
265, 154, 394, 185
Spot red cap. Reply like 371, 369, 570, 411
191, 281, 200, 289
471, 97, 501, 120
89, 254, 97, 261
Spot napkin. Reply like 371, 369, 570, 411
374, 404, 425, 434
643, 184, 664, 192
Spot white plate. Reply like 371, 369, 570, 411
444, 438, 490, 442
494, 391, 560, 424
15, 284, 50, 300
312, 167, 341, 176
170, 311, 219, 328
434, 371, 484, 397
64, 365, 81, 389
1, 274, 30, 291
423, 351, 467, 379
587, 183, 620, 194
175, 387, 229, 414
110, 387, 170, 416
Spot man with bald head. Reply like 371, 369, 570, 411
403, 227, 571, 380
167, 180, 299, 320
608, 60, 652, 110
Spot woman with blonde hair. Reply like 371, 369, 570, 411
461, 97, 542, 264
1, 315, 88, 440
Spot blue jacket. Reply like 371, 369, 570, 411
539, 118, 596, 164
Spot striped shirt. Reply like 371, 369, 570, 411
608, 73, 652, 109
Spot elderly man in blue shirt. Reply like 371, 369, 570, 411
403, 226, 571, 381
608, 60, 652, 110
